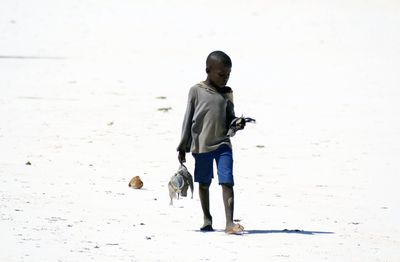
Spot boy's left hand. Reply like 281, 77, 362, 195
178, 150, 186, 164
236, 118, 246, 130
227, 117, 256, 137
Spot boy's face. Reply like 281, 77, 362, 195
207, 62, 231, 89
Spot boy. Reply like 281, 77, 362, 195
177, 51, 245, 234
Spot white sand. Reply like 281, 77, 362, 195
1, 0, 399, 261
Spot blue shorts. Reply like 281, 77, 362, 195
192, 145, 234, 186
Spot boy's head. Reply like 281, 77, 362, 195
205, 51, 232, 89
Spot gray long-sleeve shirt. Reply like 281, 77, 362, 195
177, 82, 236, 154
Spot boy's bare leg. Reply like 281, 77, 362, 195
222, 184, 244, 233
199, 183, 213, 231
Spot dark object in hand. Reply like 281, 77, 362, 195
227, 117, 256, 137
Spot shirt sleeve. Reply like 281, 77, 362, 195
177, 87, 196, 152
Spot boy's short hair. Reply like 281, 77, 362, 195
206, 51, 232, 68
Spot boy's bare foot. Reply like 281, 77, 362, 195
200, 216, 213, 231
225, 223, 244, 234
200, 224, 214, 231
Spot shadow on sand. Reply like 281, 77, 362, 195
194, 229, 334, 235
244, 229, 334, 235
0, 55, 65, 60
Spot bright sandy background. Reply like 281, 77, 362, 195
1, 0, 399, 261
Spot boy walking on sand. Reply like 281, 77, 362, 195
177, 51, 245, 234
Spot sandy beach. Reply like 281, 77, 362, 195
1, 0, 399, 261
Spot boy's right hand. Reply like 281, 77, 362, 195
178, 150, 186, 164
